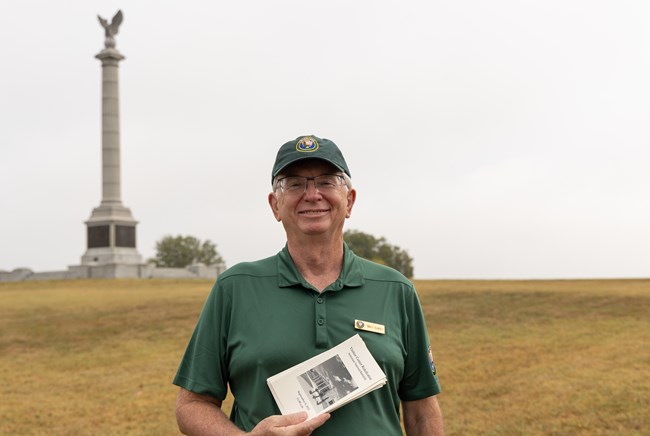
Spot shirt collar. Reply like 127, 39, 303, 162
277, 242, 365, 291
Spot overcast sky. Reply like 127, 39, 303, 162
1, 0, 648, 279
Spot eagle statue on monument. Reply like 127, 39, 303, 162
98, 10, 123, 48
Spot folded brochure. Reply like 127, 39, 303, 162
267, 334, 387, 418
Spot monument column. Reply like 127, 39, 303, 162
81, 10, 143, 267
97, 46, 124, 205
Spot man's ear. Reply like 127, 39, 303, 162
345, 188, 357, 218
268, 192, 282, 222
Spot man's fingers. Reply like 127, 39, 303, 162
250, 413, 307, 435
291, 413, 331, 434
308, 412, 331, 428
251, 412, 331, 435
276, 411, 309, 426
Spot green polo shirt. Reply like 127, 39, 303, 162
173, 244, 440, 435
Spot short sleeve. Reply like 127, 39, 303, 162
398, 284, 441, 401
172, 280, 231, 400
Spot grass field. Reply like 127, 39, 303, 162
1, 278, 648, 435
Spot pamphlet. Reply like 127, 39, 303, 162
266, 334, 387, 418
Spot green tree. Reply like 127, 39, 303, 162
149, 235, 224, 268
343, 229, 414, 278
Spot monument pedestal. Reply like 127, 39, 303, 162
81, 203, 142, 265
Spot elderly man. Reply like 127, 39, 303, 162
173, 136, 443, 435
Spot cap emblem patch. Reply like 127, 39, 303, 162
296, 136, 319, 153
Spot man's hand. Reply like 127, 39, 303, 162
249, 412, 330, 435
176, 388, 330, 435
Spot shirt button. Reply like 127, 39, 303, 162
317, 297, 324, 304
317, 318, 325, 326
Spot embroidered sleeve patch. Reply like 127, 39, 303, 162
428, 344, 437, 375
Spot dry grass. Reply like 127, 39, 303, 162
0, 279, 216, 435
1, 278, 648, 435
419, 279, 650, 435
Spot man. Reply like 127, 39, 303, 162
173, 135, 443, 435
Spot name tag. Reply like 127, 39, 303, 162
354, 319, 385, 335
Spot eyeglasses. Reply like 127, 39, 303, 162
275, 174, 346, 194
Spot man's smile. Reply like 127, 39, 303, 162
298, 209, 330, 215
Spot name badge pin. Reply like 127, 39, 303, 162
354, 319, 385, 335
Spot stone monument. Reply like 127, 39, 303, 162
0, 10, 226, 282
80, 10, 143, 269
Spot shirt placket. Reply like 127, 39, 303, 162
314, 293, 328, 348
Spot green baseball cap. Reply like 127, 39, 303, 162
271, 135, 351, 183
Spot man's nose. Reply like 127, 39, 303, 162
304, 179, 322, 198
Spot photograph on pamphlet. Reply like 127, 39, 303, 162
297, 354, 359, 412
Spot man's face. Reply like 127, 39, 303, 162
268, 160, 356, 240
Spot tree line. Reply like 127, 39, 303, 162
151, 230, 413, 278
